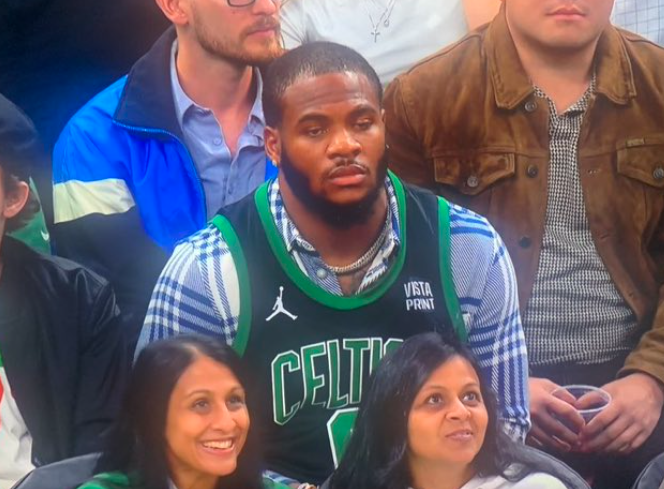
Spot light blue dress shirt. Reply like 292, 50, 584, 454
170, 41, 270, 218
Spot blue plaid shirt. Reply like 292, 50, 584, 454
138, 178, 530, 483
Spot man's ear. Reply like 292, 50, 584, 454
264, 126, 282, 167
3, 180, 29, 220
154, 0, 189, 26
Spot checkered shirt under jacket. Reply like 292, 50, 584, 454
523, 83, 639, 367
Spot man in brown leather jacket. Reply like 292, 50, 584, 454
384, 0, 664, 487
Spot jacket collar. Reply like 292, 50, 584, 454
486, 8, 637, 110
113, 26, 184, 138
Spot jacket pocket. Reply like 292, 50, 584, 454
432, 151, 516, 195
616, 138, 664, 189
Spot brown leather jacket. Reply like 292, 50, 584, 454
384, 11, 664, 383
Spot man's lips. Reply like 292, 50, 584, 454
246, 21, 279, 36
548, 6, 585, 17
328, 164, 368, 186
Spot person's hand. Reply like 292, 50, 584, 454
527, 377, 585, 452
579, 373, 664, 454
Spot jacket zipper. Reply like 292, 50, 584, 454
113, 121, 208, 224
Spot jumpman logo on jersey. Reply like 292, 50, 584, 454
266, 286, 298, 322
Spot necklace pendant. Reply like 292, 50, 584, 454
384, 19, 390, 27
372, 30, 380, 42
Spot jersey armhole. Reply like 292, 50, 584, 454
79, 472, 131, 489
210, 215, 253, 356
437, 198, 467, 343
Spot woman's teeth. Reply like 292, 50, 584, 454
203, 439, 233, 450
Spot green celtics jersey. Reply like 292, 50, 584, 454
213, 175, 464, 484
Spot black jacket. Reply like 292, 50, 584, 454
0, 237, 126, 466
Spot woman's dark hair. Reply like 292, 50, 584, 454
330, 332, 553, 489
96, 336, 263, 489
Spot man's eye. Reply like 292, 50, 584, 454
356, 120, 373, 131
305, 127, 324, 137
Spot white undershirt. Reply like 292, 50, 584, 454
0, 366, 34, 489
408, 472, 567, 489
280, 0, 469, 85
459, 472, 568, 489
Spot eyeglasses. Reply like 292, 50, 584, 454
227, 0, 280, 7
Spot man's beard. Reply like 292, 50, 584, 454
279, 149, 388, 230
191, 7, 282, 66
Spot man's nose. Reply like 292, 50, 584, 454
328, 128, 362, 159
252, 0, 279, 16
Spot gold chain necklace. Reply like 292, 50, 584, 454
326, 213, 391, 275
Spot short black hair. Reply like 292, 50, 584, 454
263, 41, 383, 127
96, 336, 263, 489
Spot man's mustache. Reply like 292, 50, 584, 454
245, 17, 280, 35
326, 161, 369, 177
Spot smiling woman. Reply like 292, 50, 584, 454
328, 332, 581, 489
76, 336, 285, 489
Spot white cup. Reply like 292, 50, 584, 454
551, 384, 612, 422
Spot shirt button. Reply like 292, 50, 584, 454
526, 165, 539, 178
316, 268, 328, 280
653, 167, 664, 181
525, 100, 538, 113
466, 175, 480, 189
518, 236, 532, 248
213, 138, 222, 146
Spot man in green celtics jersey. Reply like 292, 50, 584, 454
139, 42, 529, 486
0, 94, 126, 486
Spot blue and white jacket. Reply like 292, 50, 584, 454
52, 27, 276, 347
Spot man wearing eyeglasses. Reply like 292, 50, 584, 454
51, 0, 283, 351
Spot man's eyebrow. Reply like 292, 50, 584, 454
295, 113, 330, 125
349, 103, 380, 116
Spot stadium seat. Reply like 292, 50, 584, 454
319, 445, 590, 489
11, 453, 100, 489
632, 452, 664, 489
